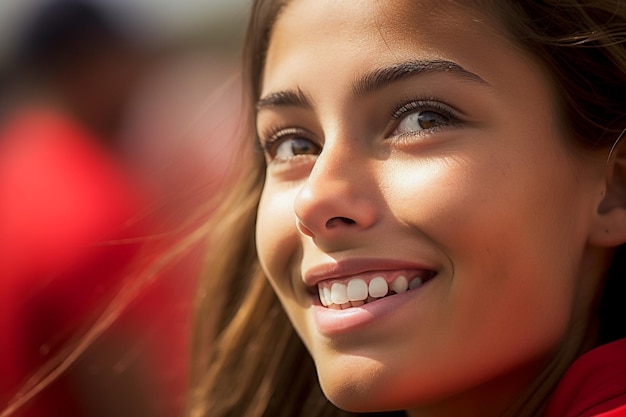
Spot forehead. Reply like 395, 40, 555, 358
275, 0, 482, 38
262, 0, 511, 93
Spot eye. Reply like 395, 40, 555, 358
276, 137, 320, 159
391, 100, 458, 137
261, 127, 321, 162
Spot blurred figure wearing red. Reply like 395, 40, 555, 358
0, 2, 190, 416
0, 108, 146, 417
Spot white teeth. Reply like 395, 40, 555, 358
369, 276, 388, 298
347, 278, 368, 301
409, 278, 423, 290
331, 283, 349, 305
323, 287, 331, 306
318, 286, 329, 306
319, 274, 430, 308
390, 275, 408, 294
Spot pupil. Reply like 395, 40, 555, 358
292, 138, 316, 155
418, 111, 448, 129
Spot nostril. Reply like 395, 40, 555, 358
325, 217, 356, 229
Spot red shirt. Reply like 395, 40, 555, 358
545, 338, 626, 417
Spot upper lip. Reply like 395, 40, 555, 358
303, 257, 438, 287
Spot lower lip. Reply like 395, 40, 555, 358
312, 280, 433, 336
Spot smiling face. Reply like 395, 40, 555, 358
254, 0, 609, 415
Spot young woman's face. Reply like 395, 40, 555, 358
255, 0, 607, 414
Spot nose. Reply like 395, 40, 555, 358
294, 146, 378, 243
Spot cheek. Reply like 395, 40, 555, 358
255, 184, 301, 279
384, 151, 589, 342
387, 138, 589, 259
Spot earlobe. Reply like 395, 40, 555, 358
590, 207, 626, 247
590, 131, 626, 247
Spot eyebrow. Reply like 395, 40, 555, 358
256, 87, 312, 111
353, 59, 488, 97
256, 59, 487, 111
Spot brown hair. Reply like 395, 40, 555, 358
188, 1, 626, 416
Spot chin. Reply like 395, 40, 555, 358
315, 358, 423, 413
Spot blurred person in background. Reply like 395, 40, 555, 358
0, 1, 202, 416
0, 0, 149, 144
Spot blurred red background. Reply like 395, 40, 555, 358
0, 1, 246, 416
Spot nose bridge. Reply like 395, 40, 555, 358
294, 138, 378, 239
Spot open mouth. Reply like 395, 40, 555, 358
317, 270, 436, 310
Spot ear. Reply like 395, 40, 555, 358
590, 132, 626, 247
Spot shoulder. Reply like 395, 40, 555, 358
545, 338, 626, 417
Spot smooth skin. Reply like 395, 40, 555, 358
255, 1, 619, 416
